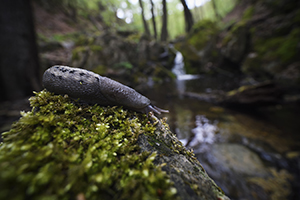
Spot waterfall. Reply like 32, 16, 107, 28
171, 50, 200, 93
172, 51, 201, 81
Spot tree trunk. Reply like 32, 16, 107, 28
138, 0, 150, 36
0, 0, 41, 101
160, 0, 168, 41
180, 0, 194, 33
149, 0, 157, 40
211, 0, 221, 20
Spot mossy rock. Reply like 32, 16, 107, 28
252, 28, 300, 67
0, 91, 229, 200
0, 90, 176, 200
188, 20, 219, 51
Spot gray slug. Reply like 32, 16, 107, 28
42, 65, 169, 115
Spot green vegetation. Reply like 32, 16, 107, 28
34, 0, 237, 40
253, 28, 300, 66
242, 6, 254, 21
192, 0, 237, 22
113, 61, 133, 69
188, 20, 219, 50
0, 90, 177, 200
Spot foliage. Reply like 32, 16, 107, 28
0, 90, 177, 200
34, 0, 238, 40
192, 0, 237, 22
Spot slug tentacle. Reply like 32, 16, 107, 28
145, 105, 169, 115
42, 65, 168, 115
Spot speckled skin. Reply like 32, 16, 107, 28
42, 65, 168, 114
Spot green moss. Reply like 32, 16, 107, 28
0, 90, 177, 200
92, 65, 108, 75
72, 46, 89, 61
113, 62, 133, 69
253, 28, 300, 66
126, 33, 142, 43
152, 65, 176, 80
90, 45, 102, 52
51, 32, 81, 43
188, 20, 219, 50
222, 21, 247, 46
242, 6, 254, 21
74, 34, 92, 46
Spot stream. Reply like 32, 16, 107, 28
143, 51, 300, 199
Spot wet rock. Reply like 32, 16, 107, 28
197, 143, 270, 199
138, 116, 230, 200
208, 143, 269, 176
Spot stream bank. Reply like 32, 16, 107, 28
137, 49, 300, 199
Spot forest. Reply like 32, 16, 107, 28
0, 0, 299, 199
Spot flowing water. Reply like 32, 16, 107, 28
142, 51, 300, 200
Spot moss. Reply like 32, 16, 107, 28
90, 45, 102, 52
222, 21, 247, 46
126, 33, 142, 43
188, 20, 219, 51
242, 6, 254, 21
72, 46, 89, 61
253, 28, 300, 66
51, 32, 81, 43
152, 65, 176, 80
92, 65, 108, 75
113, 62, 133, 69
0, 90, 177, 200
74, 34, 92, 46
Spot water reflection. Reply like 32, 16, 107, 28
189, 115, 218, 152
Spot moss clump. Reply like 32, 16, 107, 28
90, 45, 102, 52
242, 6, 254, 21
188, 20, 219, 50
222, 21, 247, 46
72, 46, 89, 61
113, 61, 133, 69
0, 90, 177, 200
253, 28, 300, 65
92, 65, 108, 75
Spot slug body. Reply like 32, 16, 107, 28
42, 65, 168, 114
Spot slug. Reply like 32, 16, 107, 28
42, 65, 169, 115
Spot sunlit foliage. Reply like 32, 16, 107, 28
34, 0, 237, 39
